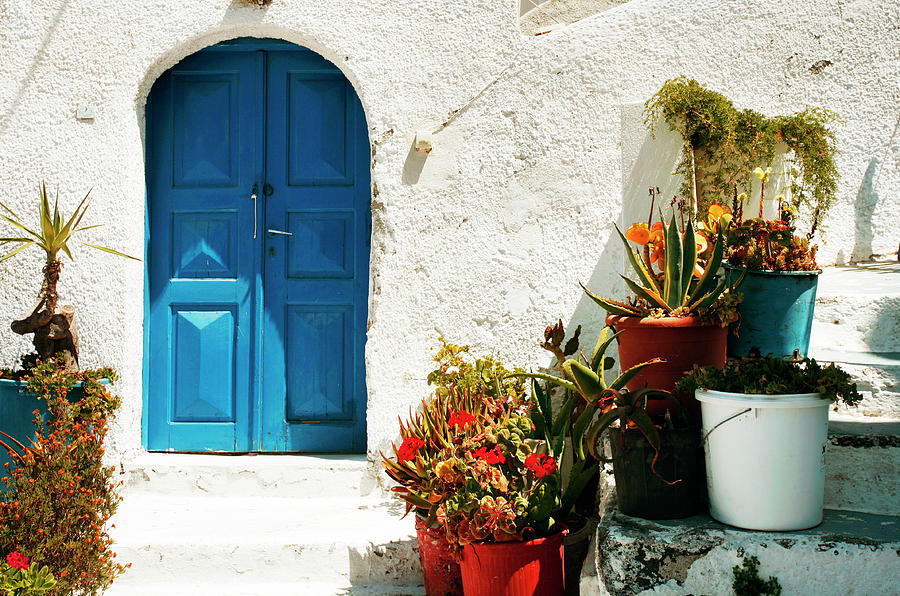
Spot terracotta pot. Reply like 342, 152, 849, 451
415, 515, 463, 596
605, 315, 726, 414
460, 525, 568, 596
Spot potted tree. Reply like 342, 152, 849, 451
677, 355, 862, 531
0, 183, 138, 458
583, 200, 744, 406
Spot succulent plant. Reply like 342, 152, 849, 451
583, 213, 742, 319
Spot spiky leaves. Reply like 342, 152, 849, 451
0, 183, 140, 265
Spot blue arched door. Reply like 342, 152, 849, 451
145, 38, 369, 452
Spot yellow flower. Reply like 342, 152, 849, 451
753, 166, 772, 182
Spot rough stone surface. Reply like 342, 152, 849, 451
583, 509, 900, 596
0, 1, 898, 469
825, 419, 899, 516
520, 0, 631, 33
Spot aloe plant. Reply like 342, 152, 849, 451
513, 326, 665, 517
0, 183, 139, 368
584, 213, 743, 318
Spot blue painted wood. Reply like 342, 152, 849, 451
146, 39, 369, 452
259, 49, 369, 452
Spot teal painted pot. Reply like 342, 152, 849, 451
725, 265, 821, 359
0, 378, 106, 481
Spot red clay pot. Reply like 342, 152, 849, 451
460, 526, 568, 596
605, 315, 726, 414
415, 515, 463, 596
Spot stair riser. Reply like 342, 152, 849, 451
122, 467, 378, 498
114, 541, 422, 586
825, 441, 899, 516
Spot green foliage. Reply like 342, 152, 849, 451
676, 354, 862, 407
0, 358, 128, 595
582, 214, 743, 323
644, 77, 840, 234
0, 559, 57, 595
381, 338, 532, 543
426, 337, 526, 403
0, 182, 139, 265
725, 218, 818, 271
514, 325, 680, 512
732, 556, 782, 596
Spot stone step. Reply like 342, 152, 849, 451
580, 508, 900, 595
120, 453, 379, 499
108, 493, 423, 589
814, 351, 900, 419
825, 418, 900, 516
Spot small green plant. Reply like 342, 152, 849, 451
724, 218, 818, 272
676, 354, 863, 407
732, 555, 781, 596
0, 358, 128, 595
0, 182, 139, 369
0, 551, 57, 595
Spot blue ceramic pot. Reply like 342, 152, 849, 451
725, 264, 821, 359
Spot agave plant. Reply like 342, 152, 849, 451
584, 213, 743, 319
0, 182, 139, 369
513, 326, 665, 517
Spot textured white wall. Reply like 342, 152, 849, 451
0, 0, 897, 463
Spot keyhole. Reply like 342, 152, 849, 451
269, 247, 275, 257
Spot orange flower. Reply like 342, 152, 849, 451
625, 223, 650, 245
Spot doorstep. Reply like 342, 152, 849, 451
580, 508, 900, 596
106, 453, 425, 595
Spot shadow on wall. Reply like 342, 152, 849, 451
853, 111, 898, 263
539, 104, 685, 371
0, 1, 71, 141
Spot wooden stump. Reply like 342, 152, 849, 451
11, 304, 79, 371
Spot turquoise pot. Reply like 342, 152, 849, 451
725, 265, 821, 359
0, 378, 106, 484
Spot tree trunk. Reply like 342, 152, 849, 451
10, 260, 79, 371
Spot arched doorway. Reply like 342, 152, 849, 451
145, 37, 370, 453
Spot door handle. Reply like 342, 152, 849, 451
267, 229, 293, 236
250, 184, 259, 239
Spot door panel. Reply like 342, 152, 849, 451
259, 50, 369, 452
147, 49, 263, 451
146, 39, 369, 453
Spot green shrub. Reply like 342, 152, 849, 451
0, 359, 128, 595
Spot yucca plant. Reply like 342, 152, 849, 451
584, 213, 743, 321
0, 182, 139, 369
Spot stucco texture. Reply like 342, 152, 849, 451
0, 0, 897, 462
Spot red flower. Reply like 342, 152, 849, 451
6, 551, 29, 570
397, 437, 425, 463
524, 453, 557, 478
448, 410, 476, 430
473, 445, 505, 465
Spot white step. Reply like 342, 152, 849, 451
120, 453, 379, 498
105, 582, 426, 596
810, 261, 900, 419
108, 494, 423, 588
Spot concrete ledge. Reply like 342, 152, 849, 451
582, 509, 900, 596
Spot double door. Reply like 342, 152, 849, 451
146, 39, 369, 452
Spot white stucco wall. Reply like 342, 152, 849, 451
0, 0, 897, 463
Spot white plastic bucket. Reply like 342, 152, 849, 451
696, 389, 830, 531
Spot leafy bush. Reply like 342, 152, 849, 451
0, 359, 128, 595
